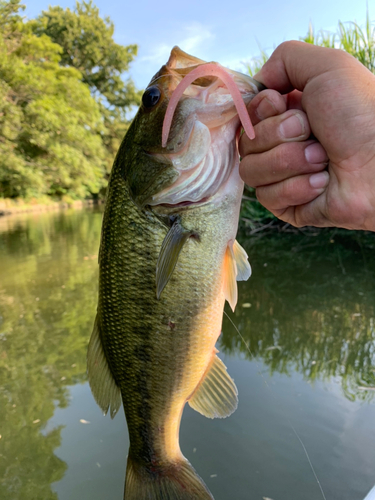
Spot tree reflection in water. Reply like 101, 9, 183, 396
0, 210, 374, 499
0, 209, 102, 499
221, 230, 375, 402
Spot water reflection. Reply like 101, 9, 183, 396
0, 209, 102, 499
0, 210, 374, 498
222, 230, 375, 402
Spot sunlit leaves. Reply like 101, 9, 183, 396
33, 0, 142, 176
0, 1, 107, 199
0, 0, 141, 200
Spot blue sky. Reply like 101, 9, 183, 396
27, 0, 372, 90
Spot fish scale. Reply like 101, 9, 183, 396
99, 167, 224, 461
87, 46, 259, 499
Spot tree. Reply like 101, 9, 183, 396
32, 1, 141, 174
0, 0, 107, 199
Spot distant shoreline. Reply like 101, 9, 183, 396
0, 199, 103, 216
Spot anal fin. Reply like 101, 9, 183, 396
188, 354, 238, 419
87, 314, 121, 419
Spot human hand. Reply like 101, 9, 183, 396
239, 41, 375, 231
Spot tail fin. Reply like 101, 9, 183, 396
124, 453, 214, 500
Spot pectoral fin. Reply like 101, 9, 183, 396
223, 243, 238, 311
156, 221, 195, 299
87, 314, 121, 419
188, 354, 238, 419
233, 240, 251, 281
223, 240, 251, 311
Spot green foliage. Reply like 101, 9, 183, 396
32, 0, 141, 174
0, 0, 107, 199
301, 22, 336, 48
242, 45, 269, 77
32, 1, 138, 110
0, 0, 140, 200
302, 11, 375, 72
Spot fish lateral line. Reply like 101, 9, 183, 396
162, 62, 256, 148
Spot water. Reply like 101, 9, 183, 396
0, 208, 374, 500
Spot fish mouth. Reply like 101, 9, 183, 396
150, 117, 240, 209
161, 52, 264, 148
152, 46, 264, 102
148, 47, 262, 210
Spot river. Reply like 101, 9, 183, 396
0, 207, 374, 500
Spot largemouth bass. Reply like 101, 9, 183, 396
87, 47, 263, 500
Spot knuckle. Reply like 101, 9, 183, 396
292, 216, 306, 228
279, 179, 291, 200
336, 48, 354, 64
273, 144, 296, 172
277, 40, 302, 53
239, 158, 258, 187
267, 93, 287, 116
261, 89, 285, 109
255, 186, 267, 205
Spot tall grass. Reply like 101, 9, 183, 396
302, 11, 375, 73
243, 46, 269, 77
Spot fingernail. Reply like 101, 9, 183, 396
309, 171, 329, 189
280, 114, 304, 139
256, 97, 277, 120
305, 143, 328, 164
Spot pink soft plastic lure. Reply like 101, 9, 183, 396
162, 62, 255, 148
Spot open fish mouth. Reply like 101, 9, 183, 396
149, 47, 264, 209
161, 61, 262, 147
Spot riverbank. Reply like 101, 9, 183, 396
0, 198, 103, 216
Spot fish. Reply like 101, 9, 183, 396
87, 46, 263, 500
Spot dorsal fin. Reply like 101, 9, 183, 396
87, 315, 121, 419
188, 353, 238, 419
156, 221, 195, 299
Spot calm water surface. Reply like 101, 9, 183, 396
0, 208, 375, 500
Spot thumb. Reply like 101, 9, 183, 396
253, 41, 355, 94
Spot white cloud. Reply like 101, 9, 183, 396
130, 23, 218, 89
178, 22, 215, 55
140, 23, 215, 65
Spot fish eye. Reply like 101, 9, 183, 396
142, 86, 161, 108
